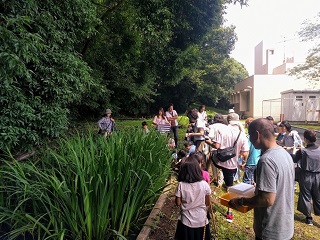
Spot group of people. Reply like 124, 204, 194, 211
229, 118, 320, 238
184, 109, 250, 223
174, 110, 320, 240
97, 106, 320, 239
151, 104, 179, 147
96, 104, 179, 145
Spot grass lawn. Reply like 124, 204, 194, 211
211, 184, 320, 240
294, 124, 320, 131
151, 178, 320, 240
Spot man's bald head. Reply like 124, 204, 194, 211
249, 118, 274, 139
249, 118, 276, 149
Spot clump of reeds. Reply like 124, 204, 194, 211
0, 129, 171, 239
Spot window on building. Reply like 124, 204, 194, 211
309, 96, 316, 99
296, 96, 303, 101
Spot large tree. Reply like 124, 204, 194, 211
79, 0, 229, 116
0, 0, 249, 153
290, 12, 320, 86
154, 25, 248, 112
0, 0, 99, 153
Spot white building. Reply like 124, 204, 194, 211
230, 41, 320, 121
281, 89, 320, 123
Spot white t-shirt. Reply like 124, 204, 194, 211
175, 180, 211, 228
212, 125, 249, 169
165, 110, 178, 126
229, 122, 245, 132
208, 123, 226, 140
194, 119, 205, 141
198, 111, 207, 125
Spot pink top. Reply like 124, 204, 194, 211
202, 170, 210, 183
153, 115, 169, 125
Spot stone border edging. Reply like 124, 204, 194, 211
136, 177, 173, 240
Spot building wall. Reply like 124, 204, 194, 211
253, 75, 317, 121
232, 76, 254, 118
266, 49, 277, 74
272, 63, 287, 74
233, 40, 320, 122
254, 41, 285, 75
273, 62, 300, 74
254, 41, 265, 74
281, 90, 320, 122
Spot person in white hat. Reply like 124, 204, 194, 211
227, 112, 245, 132
228, 108, 235, 114
97, 108, 115, 138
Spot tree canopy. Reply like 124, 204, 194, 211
0, 0, 249, 153
290, 12, 320, 86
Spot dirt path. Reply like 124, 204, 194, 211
147, 190, 178, 240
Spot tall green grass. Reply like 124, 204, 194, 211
0, 129, 171, 239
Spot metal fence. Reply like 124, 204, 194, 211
262, 98, 282, 121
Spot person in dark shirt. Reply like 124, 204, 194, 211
276, 122, 286, 143
294, 129, 320, 225
266, 116, 277, 135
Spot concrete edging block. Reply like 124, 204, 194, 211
136, 177, 173, 240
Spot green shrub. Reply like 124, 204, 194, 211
177, 116, 189, 128
0, 0, 99, 153
0, 129, 171, 239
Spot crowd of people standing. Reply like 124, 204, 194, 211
174, 109, 319, 240
97, 105, 320, 240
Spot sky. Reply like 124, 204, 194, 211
224, 0, 320, 75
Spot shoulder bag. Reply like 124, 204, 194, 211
216, 130, 241, 162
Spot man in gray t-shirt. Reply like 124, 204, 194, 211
229, 118, 294, 240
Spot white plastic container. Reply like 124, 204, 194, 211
228, 182, 255, 197
220, 183, 255, 213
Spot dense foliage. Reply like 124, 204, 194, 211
0, 0, 99, 152
0, 129, 171, 239
0, 0, 248, 153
